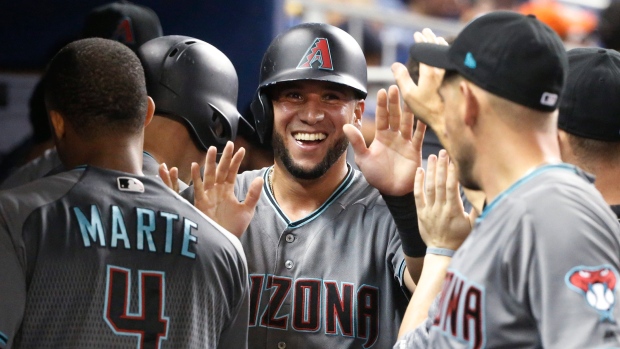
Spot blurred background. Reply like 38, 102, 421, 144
0, 0, 614, 179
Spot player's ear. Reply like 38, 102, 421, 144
144, 96, 155, 127
352, 99, 364, 129
49, 110, 65, 140
461, 81, 479, 127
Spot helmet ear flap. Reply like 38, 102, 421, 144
251, 90, 273, 145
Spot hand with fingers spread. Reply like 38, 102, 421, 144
158, 163, 180, 193
344, 85, 426, 196
193, 141, 263, 238
414, 149, 472, 250
392, 28, 449, 137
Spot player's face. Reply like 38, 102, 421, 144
439, 77, 481, 190
270, 80, 363, 180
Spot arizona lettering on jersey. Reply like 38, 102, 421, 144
432, 271, 486, 349
235, 167, 409, 349
426, 164, 620, 348
249, 275, 379, 348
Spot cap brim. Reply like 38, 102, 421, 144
409, 43, 455, 70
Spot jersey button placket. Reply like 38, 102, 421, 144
284, 260, 294, 269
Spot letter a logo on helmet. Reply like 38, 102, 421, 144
297, 38, 333, 70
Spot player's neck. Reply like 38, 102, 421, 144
477, 128, 561, 203
62, 138, 144, 175
271, 158, 349, 221
591, 167, 620, 206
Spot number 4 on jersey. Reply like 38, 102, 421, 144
104, 265, 169, 349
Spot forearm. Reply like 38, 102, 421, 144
398, 253, 451, 339
382, 192, 426, 258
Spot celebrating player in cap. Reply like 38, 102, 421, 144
557, 47, 620, 218
0, 38, 249, 348
389, 11, 620, 348
184, 22, 428, 348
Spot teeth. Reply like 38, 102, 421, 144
294, 133, 327, 141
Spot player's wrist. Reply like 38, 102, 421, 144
425, 247, 455, 257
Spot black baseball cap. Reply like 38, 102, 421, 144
82, 0, 163, 53
558, 48, 620, 142
410, 11, 567, 112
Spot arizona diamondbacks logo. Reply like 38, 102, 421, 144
297, 38, 333, 70
566, 265, 619, 322
112, 16, 135, 44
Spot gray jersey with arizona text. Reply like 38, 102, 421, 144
235, 165, 409, 349
0, 166, 248, 349
428, 164, 620, 348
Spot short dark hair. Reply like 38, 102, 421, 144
567, 132, 620, 165
44, 37, 147, 139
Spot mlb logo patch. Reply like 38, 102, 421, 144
566, 265, 619, 322
117, 177, 144, 193
297, 38, 333, 71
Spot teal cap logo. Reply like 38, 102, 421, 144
464, 52, 477, 69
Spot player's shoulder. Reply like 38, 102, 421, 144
500, 163, 619, 236
335, 168, 387, 210
0, 147, 63, 190
234, 167, 268, 195
0, 167, 82, 208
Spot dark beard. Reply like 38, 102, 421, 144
272, 131, 349, 180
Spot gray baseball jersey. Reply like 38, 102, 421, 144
424, 164, 620, 348
235, 165, 409, 349
0, 166, 248, 348
0, 148, 188, 191
0, 147, 62, 190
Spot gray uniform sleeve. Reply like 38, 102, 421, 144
507, 203, 620, 348
217, 278, 249, 349
0, 210, 27, 348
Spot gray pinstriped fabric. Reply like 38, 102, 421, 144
235, 165, 410, 349
0, 166, 248, 349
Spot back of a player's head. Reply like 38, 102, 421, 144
410, 11, 567, 114
82, 0, 163, 53
558, 48, 620, 161
44, 38, 147, 139
598, 1, 620, 51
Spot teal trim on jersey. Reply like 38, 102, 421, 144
0, 331, 7, 346
264, 164, 355, 229
477, 163, 577, 222
143, 151, 155, 160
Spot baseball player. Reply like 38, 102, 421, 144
0, 0, 163, 189
1, 34, 248, 191
557, 47, 620, 218
185, 23, 428, 348
0, 38, 249, 348
389, 11, 620, 348
138, 35, 251, 190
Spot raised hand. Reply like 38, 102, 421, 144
414, 149, 472, 250
344, 85, 426, 196
158, 163, 180, 193
193, 141, 263, 238
392, 28, 449, 137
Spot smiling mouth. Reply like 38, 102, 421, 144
293, 132, 327, 143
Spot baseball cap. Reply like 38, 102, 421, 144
558, 48, 620, 142
410, 11, 567, 112
82, 0, 163, 52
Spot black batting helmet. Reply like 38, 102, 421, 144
251, 23, 368, 144
138, 35, 252, 151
